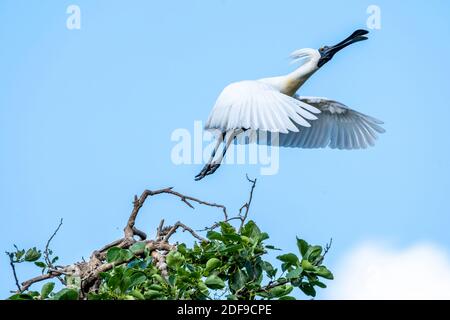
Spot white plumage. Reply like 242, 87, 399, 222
195, 29, 384, 180
237, 96, 385, 150
205, 81, 321, 133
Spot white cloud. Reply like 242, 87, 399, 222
326, 242, 450, 299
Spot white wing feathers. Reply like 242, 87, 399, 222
204, 80, 384, 150
278, 96, 385, 149
204, 81, 321, 134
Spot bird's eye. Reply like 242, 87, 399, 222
319, 47, 324, 52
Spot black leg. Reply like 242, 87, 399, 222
194, 132, 226, 181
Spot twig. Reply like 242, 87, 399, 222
98, 239, 124, 253
238, 175, 257, 231
6, 252, 21, 292
44, 219, 63, 266
199, 175, 258, 233
323, 238, 333, 259
164, 222, 207, 242
156, 219, 165, 240
124, 188, 228, 238
44, 219, 64, 285
132, 227, 147, 240
47, 268, 74, 276
258, 278, 289, 293
199, 217, 242, 232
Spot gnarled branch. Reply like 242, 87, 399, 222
10, 178, 256, 297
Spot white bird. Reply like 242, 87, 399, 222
195, 29, 385, 181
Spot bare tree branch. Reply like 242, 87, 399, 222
20, 272, 62, 292
156, 219, 165, 240
164, 221, 207, 243
132, 227, 147, 240
44, 219, 63, 266
6, 252, 21, 292
124, 188, 228, 238
238, 175, 257, 232
11, 180, 254, 296
44, 218, 65, 285
199, 175, 258, 232
199, 216, 242, 232
323, 238, 333, 258
98, 239, 123, 253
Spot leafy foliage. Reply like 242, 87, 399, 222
6, 220, 332, 300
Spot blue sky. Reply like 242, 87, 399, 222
1, 0, 450, 299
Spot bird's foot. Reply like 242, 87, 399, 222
195, 164, 210, 181
194, 163, 221, 181
207, 163, 221, 176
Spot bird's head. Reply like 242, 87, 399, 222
317, 29, 369, 68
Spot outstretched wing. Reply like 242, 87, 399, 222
204, 81, 321, 134
276, 96, 385, 149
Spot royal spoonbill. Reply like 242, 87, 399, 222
195, 29, 384, 181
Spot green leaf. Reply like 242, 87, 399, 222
259, 232, 270, 241
152, 274, 167, 285
41, 282, 55, 299
286, 267, 303, 279
99, 272, 111, 281
301, 259, 315, 271
245, 260, 262, 283
106, 247, 122, 263
24, 248, 41, 262
197, 281, 209, 295
106, 247, 133, 263
108, 273, 122, 290
144, 290, 164, 299
311, 280, 327, 288
261, 261, 274, 272
129, 242, 146, 254
230, 269, 247, 292
15, 249, 25, 260
296, 237, 309, 257
262, 261, 277, 278
119, 276, 131, 293
241, 220, 261, 240
129, 290, 145, 300
121, 249, 134, 261
177, 243, 187, 255
277, 253, 299, 266
205, 275, 225, 290
205, 258, 221, 273
220, 244, 242, 254
265, 245, 281, 251
128, 272, 147, 288
149, 284, 164, 291
270, 285, 293, 297
8, 293, 33, 300
306, 245, 323, 261
168, 274, 177, 287
166, 251, 185, 269
315, 266, 334, 280
34, 261, 46, 268
28, 291, 40, 297
300, 283, 316, 297
219, 222, 236, 235
222, 234, 242, 242
279, 295, 296, 300
52, 288, 78, 300
206, 231, 223, 241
